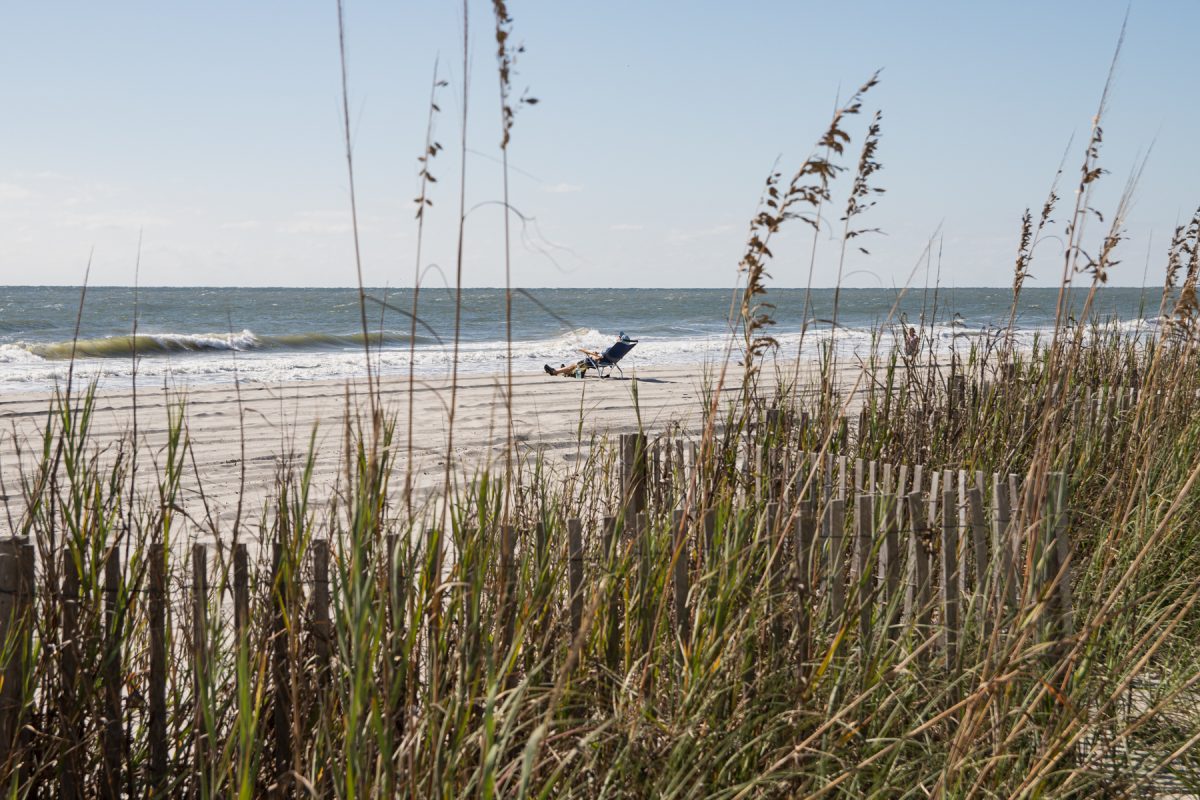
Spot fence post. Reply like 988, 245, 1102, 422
234, 543, 249, 638
766, 502, 785, 644
702, 508, 715, 564
312, 539, 331, 678
61, 547, 83, 799
533, 520, 550, 662
741, 425, 754, 498
192, 543, 210, 796
386, 532, 406, 746
0, 539, 32, 787
940, 487, 961, 674
233, 537, 252, 793
992, 473, 1017, 608
1102, 386, 1116, 452
568, 518, 585, 641
965, 487, 991, 634
602, 516, 621, 675
148, 543, 167, 795
1050, 473, 1076, 638
635, 512, 652, 658
313, 538, 333, 798
854, 493, 875, 645
795, 478, 817, 678
928, 470, 941, 530
672, 509, 691, 650
823, 452, 834, 504
825, 498, 846, 631
0, 538, 22, 775
103, 546, 122, 800
16, 540, 33, 788
1008, 473, 1024, 603
1045, 472, 1076, 665
880, 492, 902, 640
498, 524, 517, 670
426, 526, 445, 705
674, 439, 686, 503
270, 542, 293, 784
958, 470, 969, 562
621, 433, 647, 522
0, 534, 32, 777
651, 439, 662, 508
766, 409, 782, 499
905, 492, 934, 657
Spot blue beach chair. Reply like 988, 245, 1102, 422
586, 334, 638, 378
544, 332, 639, 378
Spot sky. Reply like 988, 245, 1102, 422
0, 1, 1196, 289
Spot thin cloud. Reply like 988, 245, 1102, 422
666, 223, 736, 244
610, 223, 644, 231
278, 211, 364, 235
60, 211, 171, 231
543, 182, 582, 194
0, 183, 31, 202
221, 220, 262, 231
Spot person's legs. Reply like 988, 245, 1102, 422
545, 358, 590, 377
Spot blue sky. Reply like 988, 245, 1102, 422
0, 1, 1195, 288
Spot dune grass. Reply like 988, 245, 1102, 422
1, 6, 1198, 798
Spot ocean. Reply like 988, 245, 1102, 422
0, 286, 1162, 393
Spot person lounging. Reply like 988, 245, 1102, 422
544, 332, 638, 378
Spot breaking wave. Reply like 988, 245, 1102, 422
12, 330, 427, 361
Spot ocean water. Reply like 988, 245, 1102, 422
0, 286, 1162, 393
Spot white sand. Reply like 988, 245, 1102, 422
0, 366, 748, 536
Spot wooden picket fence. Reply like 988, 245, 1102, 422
605, 431, 1075, 670
0, 427, 1077, 794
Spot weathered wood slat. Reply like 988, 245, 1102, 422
965, 487, 991, 635
103, 546, 122, 800
386, 531, 406, 745
940, 487, 960, 671
672, 509, 691, 649
568, 518, 584, 640
702, 508, 716, 565
795, 469, 817, 675
854, 493, 874, 645
621, 433, 648, 522
148, 543, 167, 795
312, 538, 331, 675
192, 543, 210, 795
61, 545, 83, 800
0, 539, 19, 770
234, 543, 249, 637
271, 542, 293, 781
603, 516, 621, 674
827, 498, 846, 629
880, 492, 903, 639
16, 540, 33, 791
1007, 473, 1024, 602
905, 492, 934, 653
498, 524, 518, 666
992, 473, 1017, 608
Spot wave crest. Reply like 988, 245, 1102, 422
19, 329, 425, 360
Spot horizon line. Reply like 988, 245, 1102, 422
0, 284, 1168, 291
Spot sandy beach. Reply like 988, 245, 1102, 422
0, 365, 746, 536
